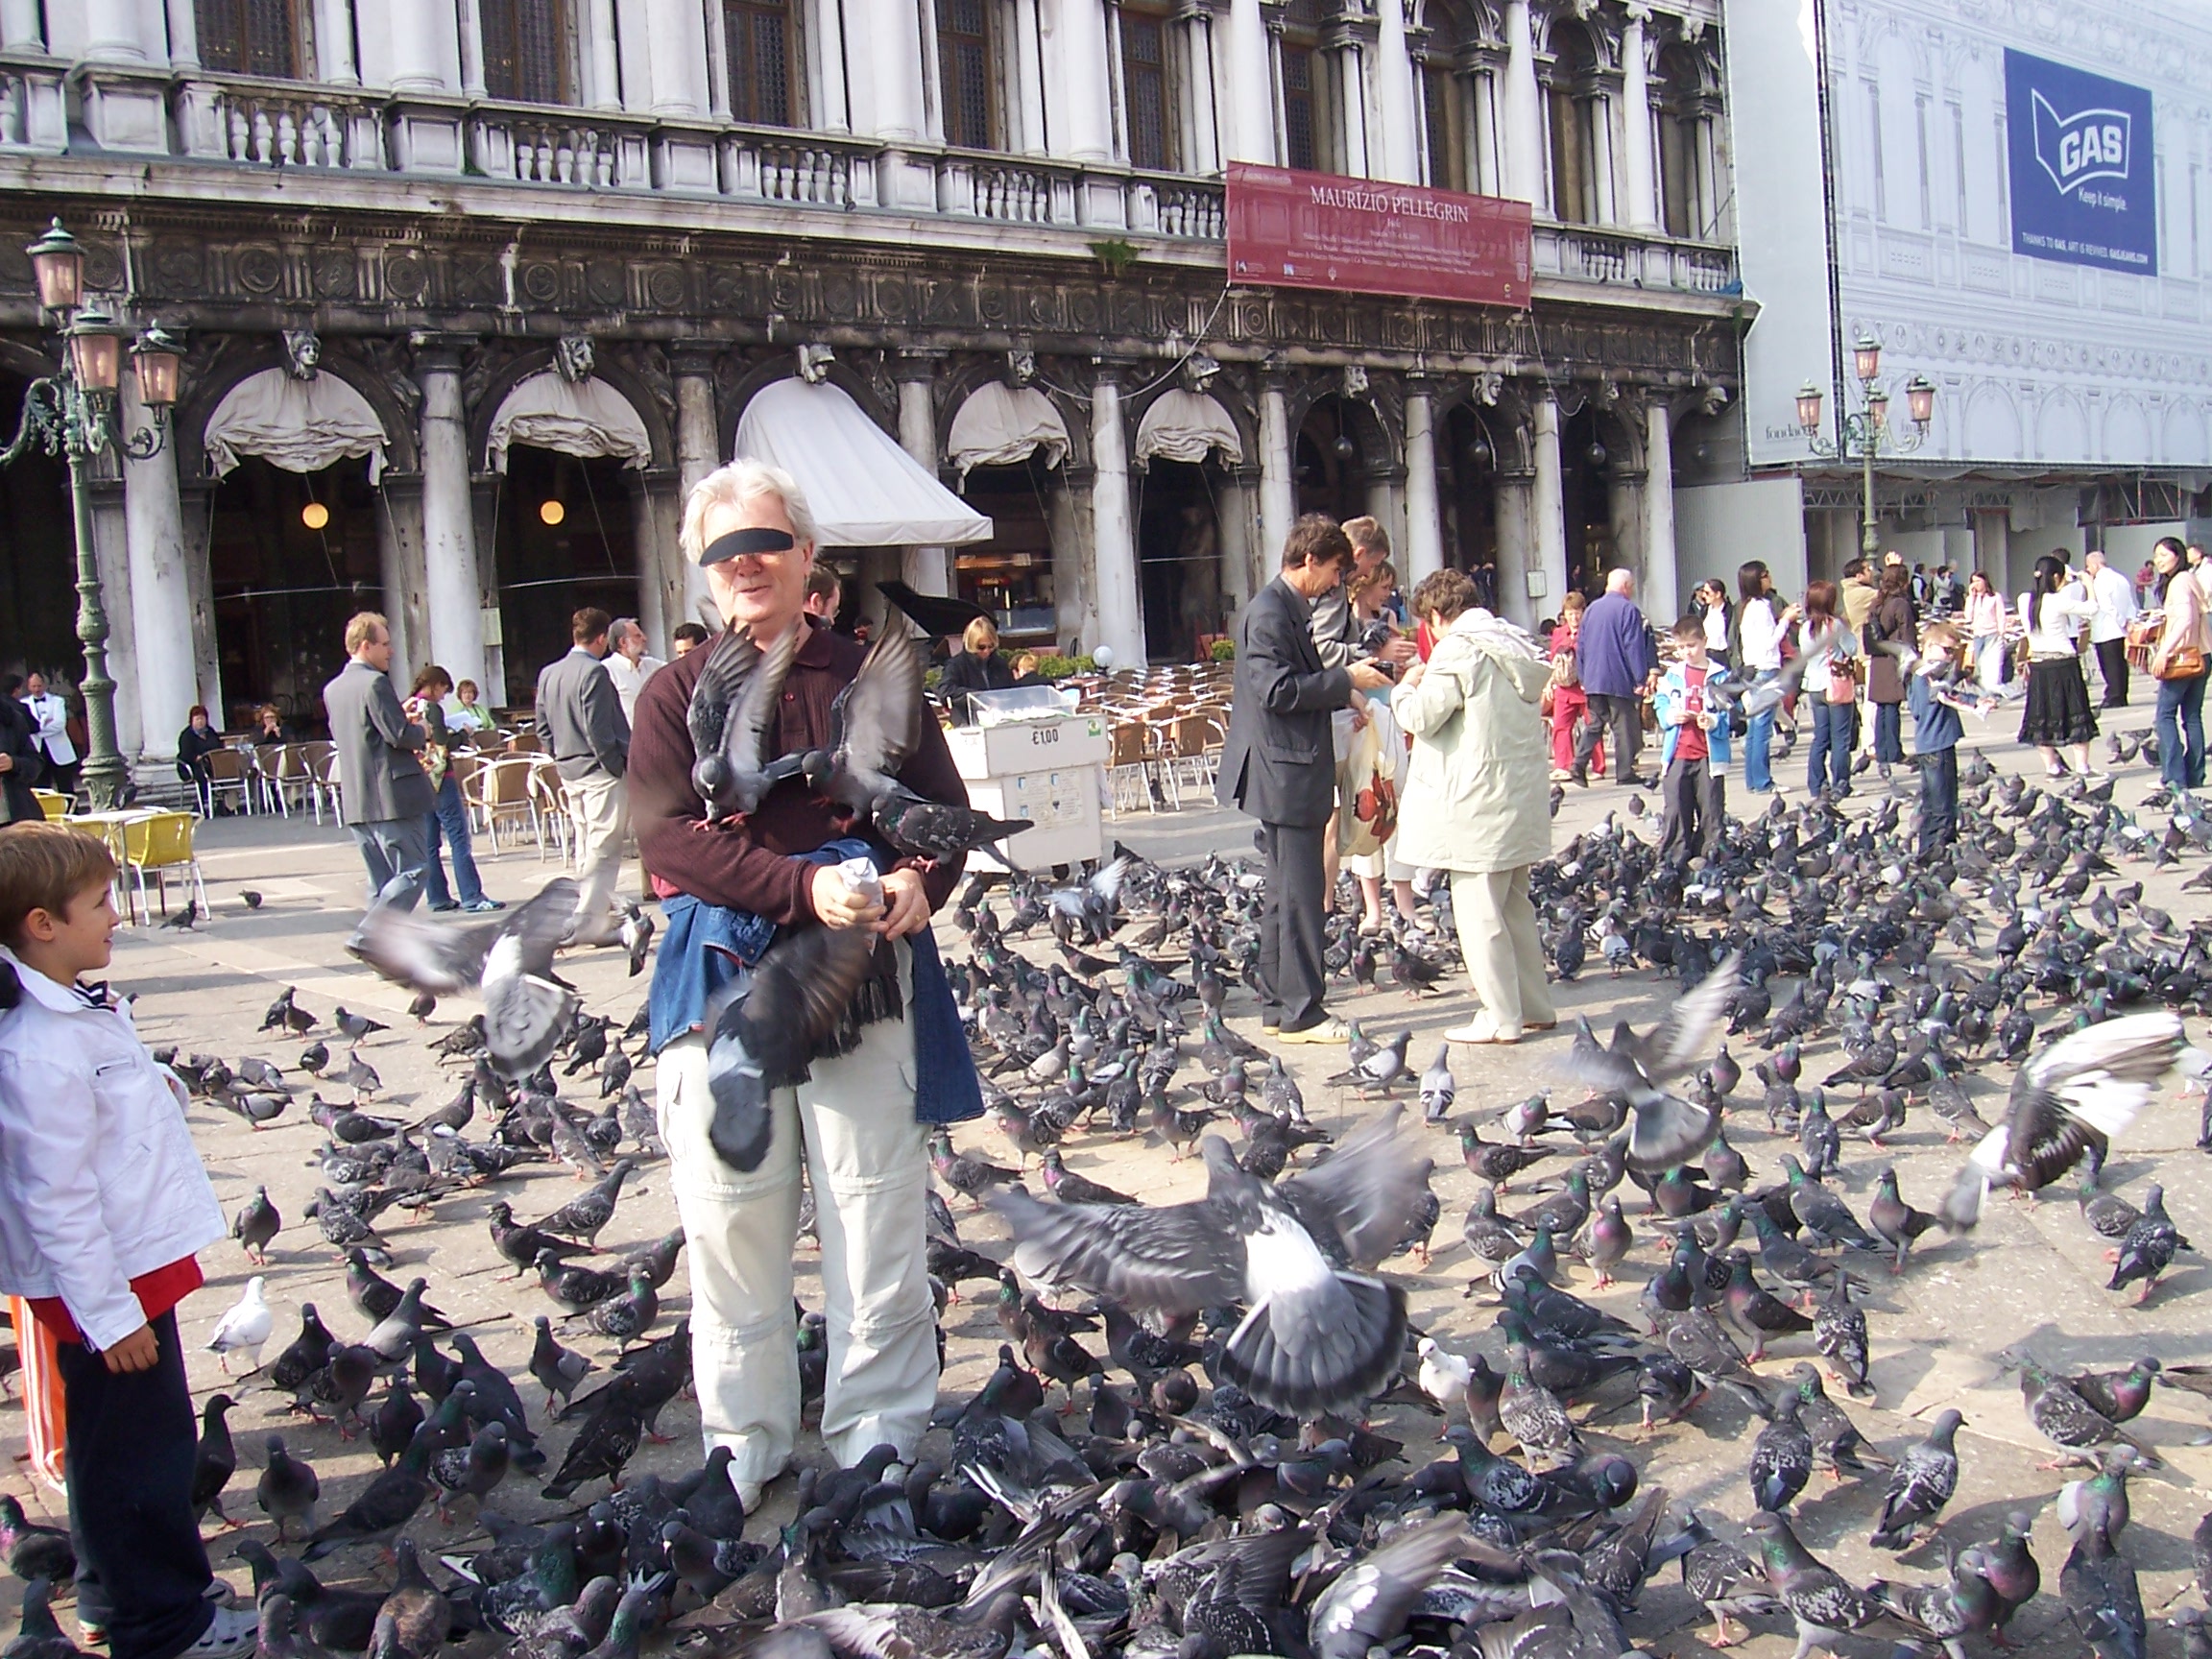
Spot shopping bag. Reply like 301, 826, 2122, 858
1337, 715, 1397, 858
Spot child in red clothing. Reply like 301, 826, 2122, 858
1546, 595, 1603, 780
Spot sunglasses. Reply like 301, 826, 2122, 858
702, 526, 798, 565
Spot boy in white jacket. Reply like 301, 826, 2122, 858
0, 824, 252, 1659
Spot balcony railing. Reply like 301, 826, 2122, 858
1534, 224, 1741, 297
175, 75, 385, 168
0, 62, 63, 151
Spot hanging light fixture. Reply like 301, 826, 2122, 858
131, 323, 183, 409
540, 499, 566, 526
25, 219, 84, 314
1466, 434, 1493, 467
1906, 373, 1936, 429
1586, 441, 1609, 469
301, 501, 330, 530
66, 305, 123, 396
1332, 433, 1356, 459
1795, 381, 1825, 434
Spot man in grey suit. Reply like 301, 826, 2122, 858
535, 606, 631, 947
1216, 516, 1392, 1041
324, 612, 435, 947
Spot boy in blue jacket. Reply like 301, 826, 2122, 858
1653, 615, 1731, 864
1905, 622, 1965, 858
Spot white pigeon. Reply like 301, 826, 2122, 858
1415, 1335, 1471, 1423
205, 1275, 272, 1374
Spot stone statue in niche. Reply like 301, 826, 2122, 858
282, 329, 320, 380
555, 335, 596, 384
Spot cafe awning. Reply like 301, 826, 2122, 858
734, 377, 993, 546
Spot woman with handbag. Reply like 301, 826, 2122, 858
1797, 580, 1859, 798
1730, 561, 1796, 794
1545, 592, 1600, 781
2016, 554, 2101, 778
2150, 536, 2210, 792
1863, 564, 1915, 781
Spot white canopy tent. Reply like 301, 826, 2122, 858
735, 377, 992, 546
945, 381, 1071, 479
204, 368, 389, 482
1134, 388, 1244, 467
487, 371, 653, 470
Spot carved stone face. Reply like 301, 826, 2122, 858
283, 329, 320, 378
556, 336, 595, 383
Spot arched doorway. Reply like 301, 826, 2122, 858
494, 446, 640, 706
0, 371, 78, 682
1294, 397, 1368, 523
957, 456, 1059, 655
1558, 405, 1618, 599
1438, 403, 1500, 589
206, 454, 381, 730
1135, 459, 1226, 663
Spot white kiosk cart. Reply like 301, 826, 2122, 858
945, 685, 1109, 872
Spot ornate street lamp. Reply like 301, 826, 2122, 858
1798, 333, 1935, 564
1, 219, 182, 808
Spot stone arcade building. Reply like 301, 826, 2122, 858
0, 0, 1740, 762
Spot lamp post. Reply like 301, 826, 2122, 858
1796, 331, 1936, 565
1, 219, 183, 809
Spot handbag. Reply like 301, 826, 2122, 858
2158, 644, 2206, 681
1825, 658, 1859, 706
1336, 715, 1397, 857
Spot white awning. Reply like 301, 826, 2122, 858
946, 381, 1070, 479
204, 368, 389, 484
487, 371, 653, 471
1135, 388, 1244, 467
735, 377, 993, 546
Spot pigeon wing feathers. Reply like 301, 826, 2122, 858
685, 627, 757, 790
1278, 1104, 1434, 1269
722, 621, 801, 783
991, 1188, 1243, 1314
730, 926, 882, 1085
832, 622, 925, 791
2018, 1010, 2185, 1141
357, 906, 502, 994
1647, 952, 1743, 1079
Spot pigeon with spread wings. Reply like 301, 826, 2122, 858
1939, 1011, 2184, 1231
1557, 951, 1741, 1172
353, 879, 578, 1080
992, 1105, 1433, 1418
685, 621, 805, 825
701, 924, 883, 1173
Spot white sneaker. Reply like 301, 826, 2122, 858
185, 1606, 258, 1659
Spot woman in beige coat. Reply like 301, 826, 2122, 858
1394, 568, 1556, 1045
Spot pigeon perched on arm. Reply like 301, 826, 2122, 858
685, 621, 803, 824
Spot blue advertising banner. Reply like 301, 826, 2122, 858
2004, 48, 2156, 276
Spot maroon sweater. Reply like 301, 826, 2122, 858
630, 620, 969, 931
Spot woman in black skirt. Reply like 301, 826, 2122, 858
2017, 553, 2101, 777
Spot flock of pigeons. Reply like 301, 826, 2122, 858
7, 685, 2212, 1659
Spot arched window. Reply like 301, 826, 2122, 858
1119, 4, 1180, 171
196, 0, 298, 78
1655, 41, 1717, 239
482, 0, 570, 104
1416, 0, 1498, 193
938, 0, 1001, 150
1544, 21, 1613, 224
725, 0, 803, 126
1276, 0, 1339, 173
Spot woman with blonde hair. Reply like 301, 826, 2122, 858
937, 615, 1017, 719
1394, 566, 1554, 1045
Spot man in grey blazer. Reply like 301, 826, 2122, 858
324, 612, 435, 947
535, 607, 631, 947
1216, 516, 1391, 1040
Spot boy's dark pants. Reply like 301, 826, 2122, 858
1917, 747, 1960, 858
58, 1310, 216, 1659
1658, 756, 1723, 863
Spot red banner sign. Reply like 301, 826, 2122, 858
1225, 162, 1534, 309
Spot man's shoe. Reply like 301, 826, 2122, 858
428, 902, 461, 913
1571, 769, 1589, 788
185, 1606, 258, 1659
1444, 1020, 1520, 1045
1278, 1018, 1350, 1045
461, 898, 506, 912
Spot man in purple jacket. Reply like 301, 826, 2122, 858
1572, 567, 1658, 786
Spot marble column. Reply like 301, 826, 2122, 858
391, 0, 452, 90
1403, 386, 1443, 585
165, 0, 199, 68
1621, 5, 1658, 230
1184, 12, 1220, 172
1493, 472, 1536, 629
316, 0, 356, 83
645, 0, 708, 114
375, 474, 432, 693
120, 377, 198, 762
1224, 0, 1274, 162
585, 0, 622, 108
1531, 392, 1568, 609
633, 475, 668, 655
1217, 469, 1257, 614
84, 0, 146, 60
0, 0, 43, 51
1644, 397, 1678, 617
86, 474, 141, 761
1090, 368, 1144, 666
1501, 0, 1544, 206
457, 0, 486, 95
1258, 379, 1294, 561
1373, 0, 1419, 182
1334, 45, 1369, 176
1048, 472, 1099, 652
1053, 0, 1115, 160
415, 344, 488, 694
674, 349, 720, 619
896, 360, 951, 597
178, 485, 222, 717
851, 0, 926, 138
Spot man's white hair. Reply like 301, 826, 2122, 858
680, 457, 821, 560
609, 617, 645, 647
1605, 566, 1634, 594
